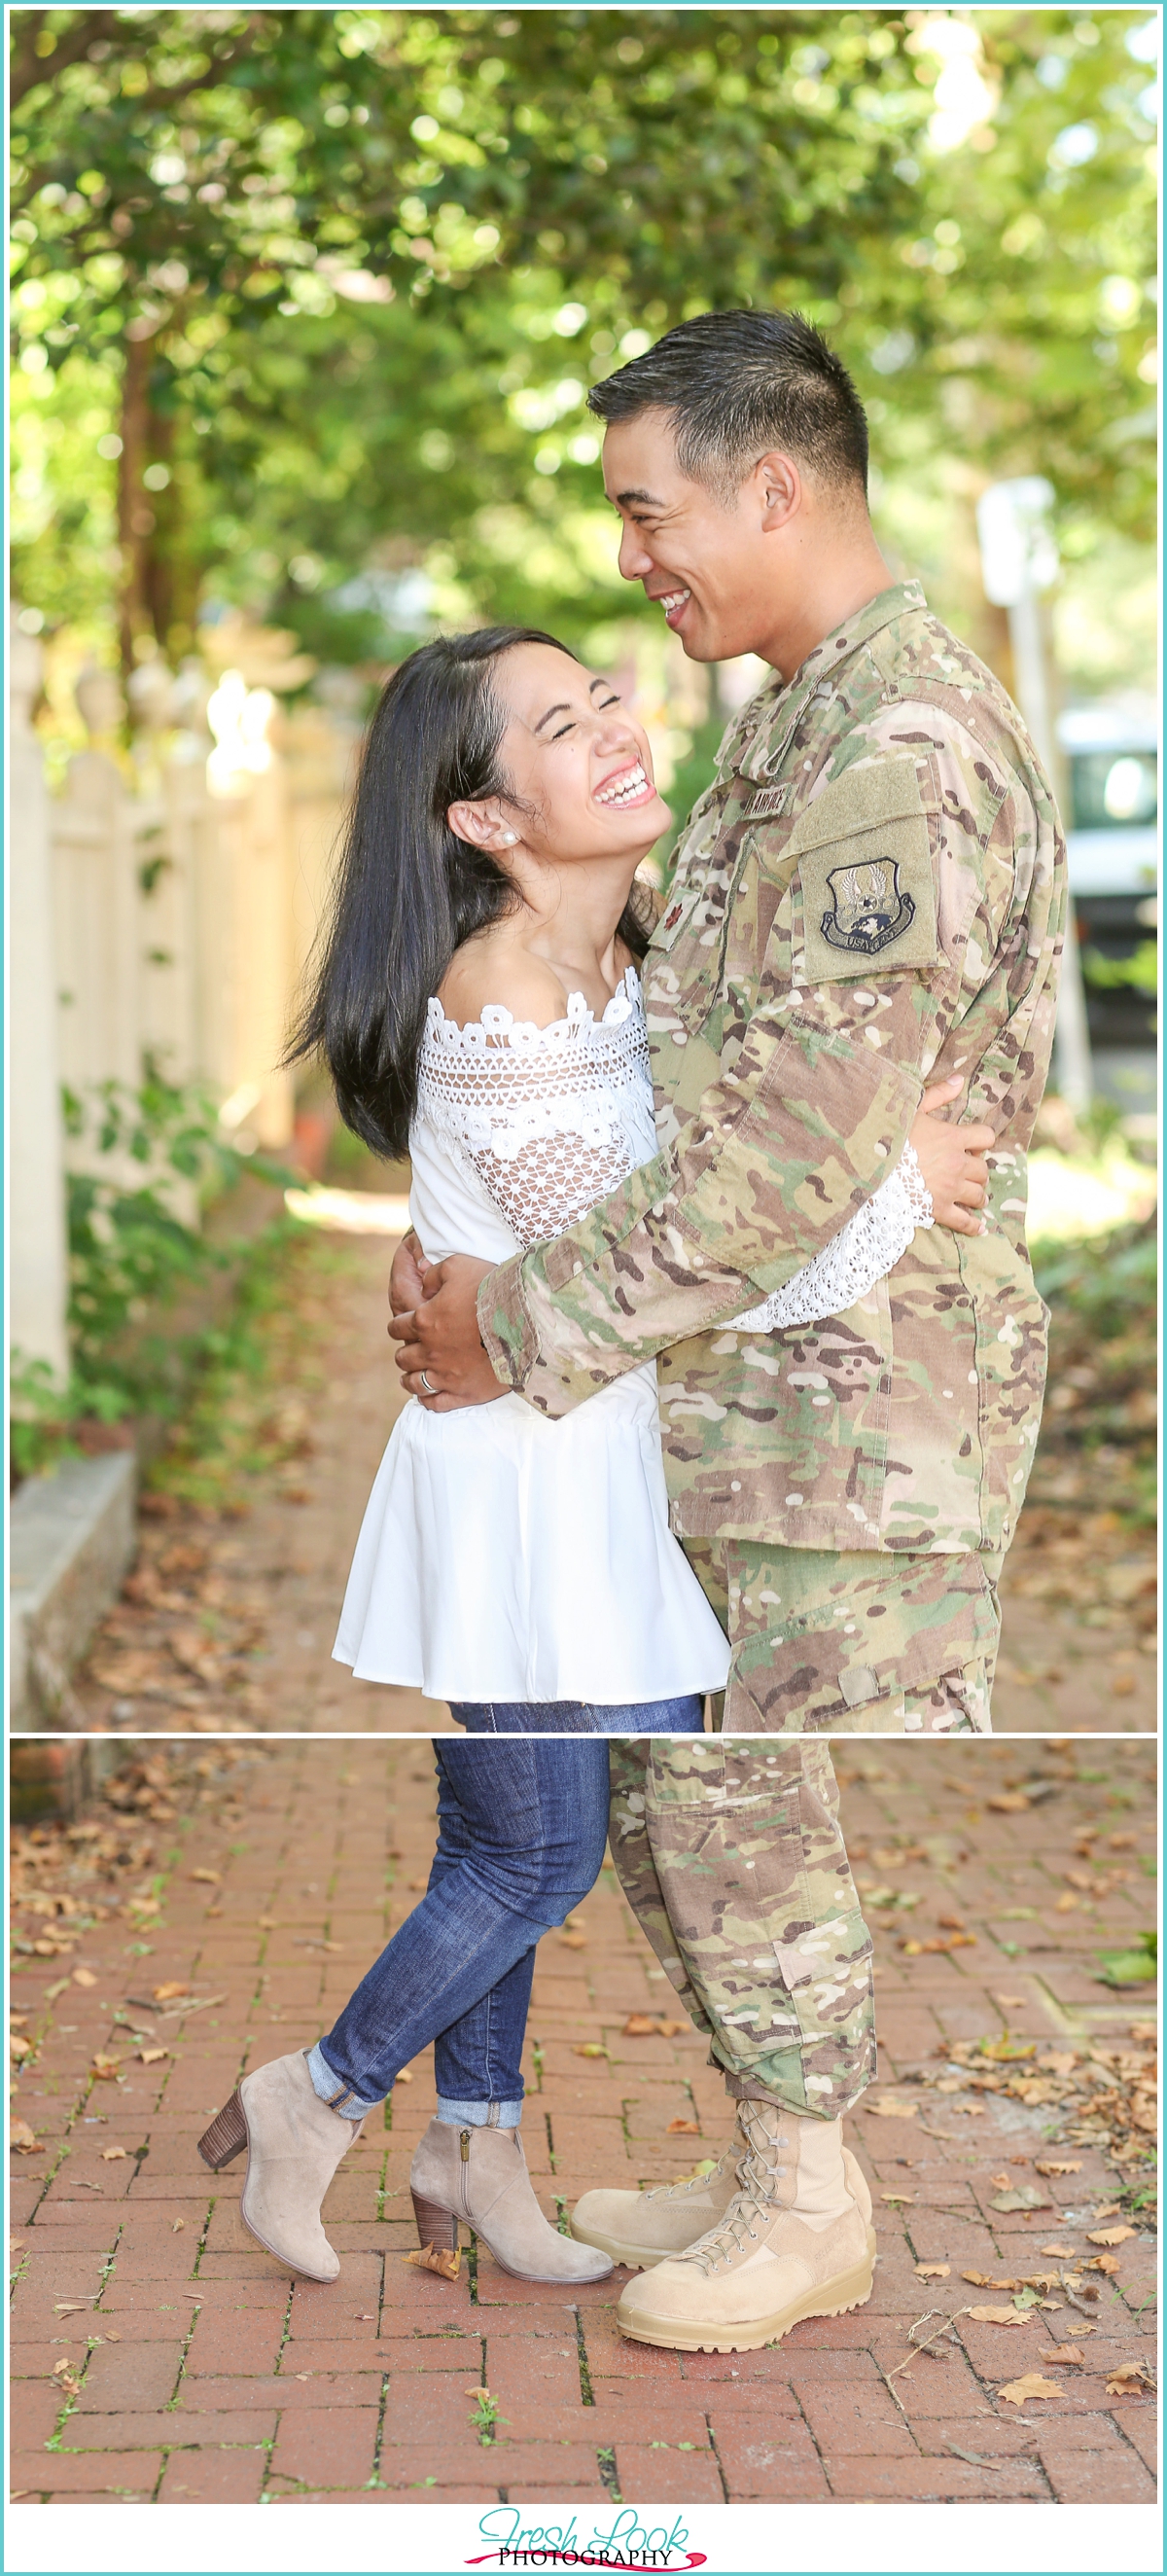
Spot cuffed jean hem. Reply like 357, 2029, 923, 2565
306, 2040, 377, 2121
436, 2096, 523, 2129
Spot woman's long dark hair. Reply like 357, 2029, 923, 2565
286, 626, 652, 1159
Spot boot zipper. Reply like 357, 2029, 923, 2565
459, 2127, 471, 2219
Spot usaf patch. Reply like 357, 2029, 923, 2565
789, 754, 939, 984
820, 856, 916, 957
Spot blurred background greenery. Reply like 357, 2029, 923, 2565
12, 5, 1157, 735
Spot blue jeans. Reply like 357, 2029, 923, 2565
309, 1740, 610, 2124
450, 1695, 705, 1735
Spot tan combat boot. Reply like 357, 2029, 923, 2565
409, 2118, 613, 2284
197, 2050, 361, 2284
571, 2101, 872, 2272
616, 2105, 876, 2350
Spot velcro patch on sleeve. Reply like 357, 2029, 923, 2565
793, 755, 938, 983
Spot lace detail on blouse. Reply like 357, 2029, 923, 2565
730, 1140, 934, 1334
413, 966, 935, 1298
415, 965, 658, 1250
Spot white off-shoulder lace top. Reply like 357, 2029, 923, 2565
336, 966, 933, 1702
412, 963, 932, 1323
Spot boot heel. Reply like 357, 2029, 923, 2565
410, 2191, 458, 2253
197, 2092, 247, 2170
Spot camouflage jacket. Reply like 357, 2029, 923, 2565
478, 581, 1065, 1556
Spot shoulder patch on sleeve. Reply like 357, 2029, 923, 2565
792, 754, 937, 982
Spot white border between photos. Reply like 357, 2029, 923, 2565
2, 2499, 1163, 2575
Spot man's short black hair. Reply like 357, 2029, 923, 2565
588, 308, 868, 499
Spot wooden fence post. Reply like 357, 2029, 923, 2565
8, 614, 70, 1385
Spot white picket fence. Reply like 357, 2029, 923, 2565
8, 610, 358, 1386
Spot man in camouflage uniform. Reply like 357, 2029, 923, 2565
393, 309, 1064, 2345
570, 1737, 878, 2348
394, 315, 1064, 1738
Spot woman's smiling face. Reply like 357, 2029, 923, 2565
489, 641, 671, 863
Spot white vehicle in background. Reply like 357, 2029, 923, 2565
1056, 700, 1158, 1074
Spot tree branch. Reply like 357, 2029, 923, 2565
10, 11, 123, 109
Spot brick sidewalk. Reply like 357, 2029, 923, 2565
69, 1231, 1154, 1736
10, 1737, 1157, 2507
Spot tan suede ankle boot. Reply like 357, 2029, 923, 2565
616, 2106, 875, 2351
571, 2096, 872, 2272
197, 2050, 361, 2283
409, 2118, 613, 2284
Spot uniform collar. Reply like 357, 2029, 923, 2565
722, 580, 929, 779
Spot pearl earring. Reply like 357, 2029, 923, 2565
500, 830, 517, 846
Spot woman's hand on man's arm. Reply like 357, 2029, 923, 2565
908, 1076, 995, 1237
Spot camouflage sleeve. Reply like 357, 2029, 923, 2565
479, 728, 1048, 1413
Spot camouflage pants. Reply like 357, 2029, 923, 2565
608, 1740, 875, 2119
686, 1540, 1001, 1735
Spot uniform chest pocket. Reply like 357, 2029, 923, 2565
787, 755, 938, 985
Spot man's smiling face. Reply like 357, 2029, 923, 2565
601, 406, 789, 666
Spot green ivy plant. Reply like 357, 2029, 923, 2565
11, 1061, 293, 1478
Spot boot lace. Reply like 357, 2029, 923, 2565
677, 2105, 791, 2274
643, 2153, 730, 2204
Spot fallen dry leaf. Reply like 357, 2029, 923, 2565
666, 2119, 700, 2135
1035, 2161, 1081, 2177
99, 2147, 127, 2163
72, 1970, 97, 1989
1085, 2253, 1120, 2275
969, 2307, 1030, 2327
9, 2035, 31, 2062
867, 2097, 919, 2120
171, 2219, 185, 2234
558, 1933, 587, 1950
105, 2331, 121, 2343
395, 2068, 412, 2086
621, 2015, 685, 2039
152, 1983, 190, 2003
573, 2044, 608, 2059
89, 2055, 123, 2080
915, 2264, 951, 2279
1062, 2321, 1097, 2339
190, 1870, 222, 1885
987, 1793, 1031, 1813
1107, 2362, 1154, 2397
1040, 2244, 1079, 2259
407, 2243, 460, 2281
1039, 2346, 1085, 2368
990, 2187, 1051, 2213
139, 2048, 168, 2065
10, 2121, 43, 2154
998, 2374, 1065, 2406
1086, 2226, 1135, 2246
1054, 1894, 1078, 1914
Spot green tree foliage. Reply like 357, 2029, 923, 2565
11, 8, 1157, 666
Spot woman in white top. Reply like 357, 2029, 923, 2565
290, 627, 991, 1734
